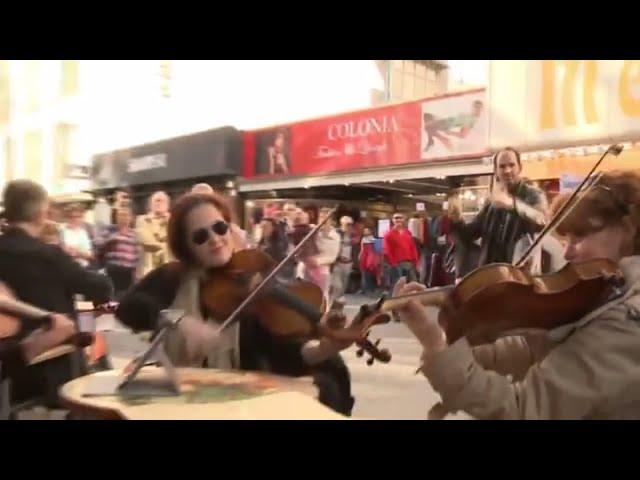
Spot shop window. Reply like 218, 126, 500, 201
23, 130, 43, 180
61, 60, 79, 97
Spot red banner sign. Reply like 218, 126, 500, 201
243, 89, 487, 178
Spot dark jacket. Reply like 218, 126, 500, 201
0, 226, 113, 406
452, 181, 545, 267
258, 233, 295, 280
0, 227, 112, 321
258, 233, 289, 264
0, 339, 27, 380
116, 262, 354, 415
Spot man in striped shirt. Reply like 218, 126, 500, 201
97, 207, 139, 300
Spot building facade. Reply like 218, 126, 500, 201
371, 60, 449, 105
0, 60, 452, 195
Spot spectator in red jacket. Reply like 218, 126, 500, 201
383, 212, 418, 291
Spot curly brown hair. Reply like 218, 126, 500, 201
168, 192, 236, 265
551, 170, 640, 254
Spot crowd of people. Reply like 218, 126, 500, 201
250, 204, 366, 305
4, 145, 640, 420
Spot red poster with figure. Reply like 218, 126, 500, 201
243, 89, 487, 178
290, 102, 421, 174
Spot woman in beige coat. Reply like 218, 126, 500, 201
394, 170, 640, 420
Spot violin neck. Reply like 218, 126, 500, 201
380, 285, 454, 312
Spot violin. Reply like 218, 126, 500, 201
0, 282, 96, 348
202, 205, 392, 365
368, 258, 623, 346
360, 144, 627, 346
201, 248, 392, 364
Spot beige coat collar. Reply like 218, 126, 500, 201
549, 256, 640, 341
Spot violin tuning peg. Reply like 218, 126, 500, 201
356, 348, 364, 357
374, 339, 381, 347
366, 357, 374, 366
377, 348, 392, 363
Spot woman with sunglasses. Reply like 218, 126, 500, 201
394, 170, 640, 420
115, 192, 355, 416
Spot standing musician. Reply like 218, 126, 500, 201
451, 147, 548, 270
394, 170, 640, 419
115, 192, 355, 416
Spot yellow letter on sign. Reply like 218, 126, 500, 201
540, 60, 556, 130
540, 60, 598, 130
620, 60, 640, 117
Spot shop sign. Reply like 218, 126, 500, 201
489, 60, 640, 151
244, 89, 488, 178
92, 127, 242, 189
127, 154, 168, 173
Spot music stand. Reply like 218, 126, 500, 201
82, 310, 186, 398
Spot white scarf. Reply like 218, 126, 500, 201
164, 268, 241, 369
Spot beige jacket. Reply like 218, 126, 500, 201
422, 256, 640, 420
135, 214, 172, 277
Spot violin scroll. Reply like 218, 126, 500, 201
346, 300, 392, 366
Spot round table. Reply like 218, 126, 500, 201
60, 367, 346, 420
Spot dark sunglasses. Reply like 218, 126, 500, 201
191, 221, 230, 245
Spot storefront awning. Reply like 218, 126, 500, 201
91, 126, 242, 191
239, 159, 493, 193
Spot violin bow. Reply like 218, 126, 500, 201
216, 206, 339, 333
514, 144, 623, 268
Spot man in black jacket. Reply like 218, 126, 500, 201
0, 180, 112, 407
